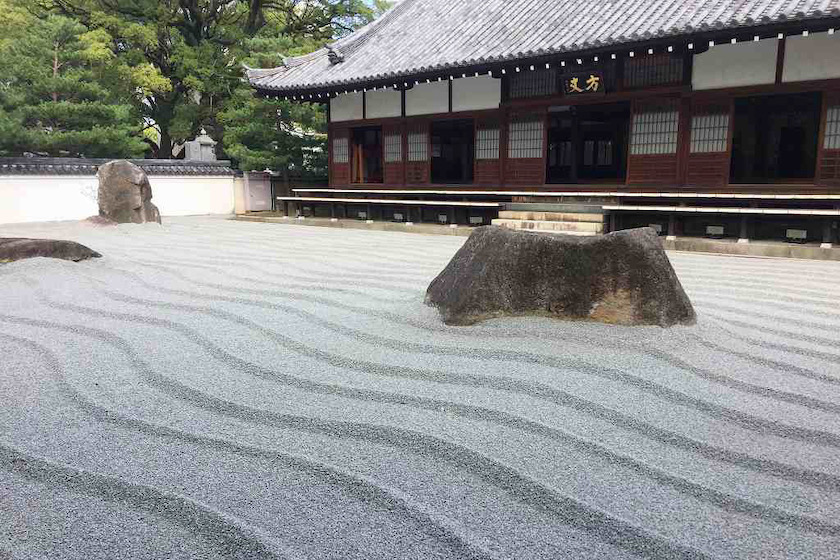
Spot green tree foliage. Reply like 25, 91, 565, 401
0, 2, 148, 157
32, 0, 382, 159
219, 88, 327, 175
220, 0, 393, 173
0, 0, 391, 167
218, 28, 326, 173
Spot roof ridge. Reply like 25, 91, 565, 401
284, 48, 329, 68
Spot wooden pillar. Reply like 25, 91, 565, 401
822, 218, 834, 248
738, 215, 750, 243
570, 109, 580, 183
500, 107, 510, 187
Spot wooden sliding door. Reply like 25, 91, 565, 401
685, 99, 733, 189
505, 112, 545, 185
474, 117, 502, 186
626, 98, 681, 186
329, 128, 350, 187
817, 91, 840, 187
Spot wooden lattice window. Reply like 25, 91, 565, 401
825, 105, 840, 150
407, 128, 428, 162
384, 133, 402, 162
508, 118, 543, 159
624, 54, 684, 89
510, 68, 558, 99
332, 137, 349, 163
476, 128, 500, 159
690, 112, 730, 153
630, 102, 679, 155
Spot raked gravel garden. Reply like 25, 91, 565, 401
1, 216, 840, 560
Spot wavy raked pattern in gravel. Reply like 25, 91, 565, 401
1, 216, 839, 560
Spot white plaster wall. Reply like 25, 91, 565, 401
452, 75, 501, 112
692, 39, 778, 90
233, 176, 247, 214
783, 32, 840, 83
149, 176, 235, 216
406, 81, 449, 116
0, 174, 235, 224
0, 176, 98, 224
365, 88, 402, 118
330, 92, 364, 122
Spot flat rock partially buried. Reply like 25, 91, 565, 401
425, 226, 695, 327
0, 238, 101, 263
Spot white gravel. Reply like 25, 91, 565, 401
1, 216, 839, 560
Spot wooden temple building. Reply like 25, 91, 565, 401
248, 0, 840, 248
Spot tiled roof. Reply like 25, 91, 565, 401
0, 158, 236, 176
248, 0, 840, 93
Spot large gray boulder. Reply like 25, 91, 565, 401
0, 238, 101, 263
97, 160, 161, 224
425, 226, 695, 327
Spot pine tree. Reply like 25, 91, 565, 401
33, 0, 379, 158
0, 0, 387, 161
0, 5, 147, 157
219, 87, 327, 175
219, 1, 393, 174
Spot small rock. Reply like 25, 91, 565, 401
97, 160, 161, 224
0, 238, 101, 263
425, 226, 695, 327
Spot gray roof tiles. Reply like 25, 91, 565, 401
0, 158, 236, 176
248, 0, 840, 92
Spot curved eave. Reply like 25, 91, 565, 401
250, 15, 840, 99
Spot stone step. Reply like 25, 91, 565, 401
505, 202, 607, 213
497, 210, 605, 223
491, 218, 603, 234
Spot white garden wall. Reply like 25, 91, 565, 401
149, 176, 236, 217
0, 174, 236, 224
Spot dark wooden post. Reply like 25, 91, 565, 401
570, 109, 580, 182
822, 218, 834, 247
739, 216, 750, 242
